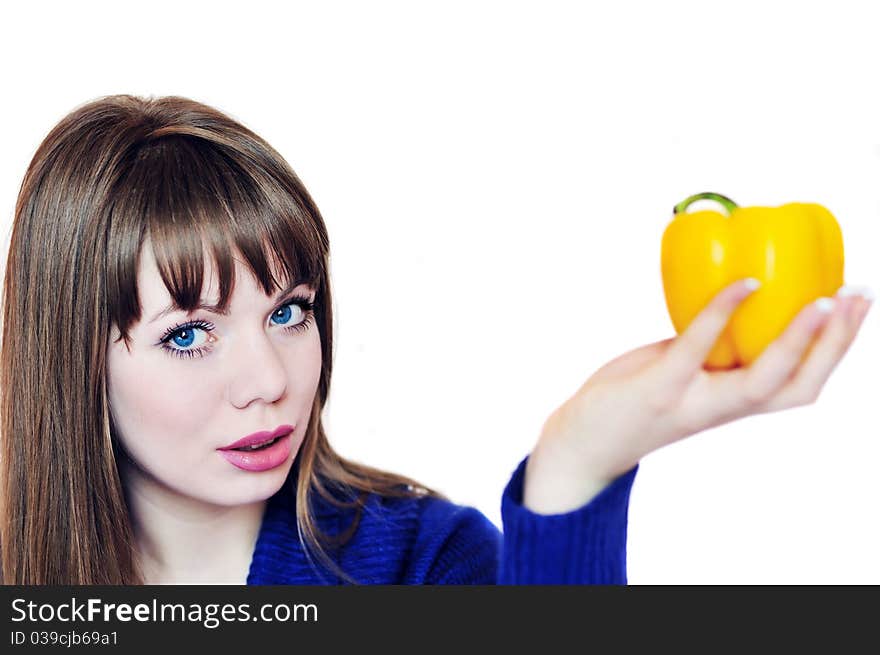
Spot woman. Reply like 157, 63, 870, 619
0, 95, 871, 584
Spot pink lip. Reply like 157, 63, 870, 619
219, 424, 295, 451
217, 424, 296, 473
218, 433, 293, 472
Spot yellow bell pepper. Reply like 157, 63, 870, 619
661, 192, 844, 369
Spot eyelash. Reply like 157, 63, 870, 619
157, 294, 316, 360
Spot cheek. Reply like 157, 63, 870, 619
107, 348, 223, 450
106, 330, 322, 449
293, 330, 323, 393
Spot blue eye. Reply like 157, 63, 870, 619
158, 320, 214, 359
171, 327, 205, 348
157, 295, 316, 360
271, 304, 294, 325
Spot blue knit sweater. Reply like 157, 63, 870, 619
246, 455, 639, 585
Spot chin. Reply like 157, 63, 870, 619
212, 463, 294, 507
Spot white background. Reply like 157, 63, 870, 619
1, 0, 878, 583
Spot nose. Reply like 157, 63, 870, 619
227, 329, 289, 409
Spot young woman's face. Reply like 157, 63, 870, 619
106, 241, 322, 507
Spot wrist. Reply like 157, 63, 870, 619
522, 408, 639, 515
522, 448, 608, 515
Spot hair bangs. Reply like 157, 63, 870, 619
108, 132, 326, 344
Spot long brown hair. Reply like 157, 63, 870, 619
0, 94, 446, 584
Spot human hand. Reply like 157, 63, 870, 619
523, 279, 874, 514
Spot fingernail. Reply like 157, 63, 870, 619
743, 278, 762, 291
836, 285, 875, 301
814, 297, 835, 313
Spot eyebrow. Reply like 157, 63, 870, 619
147, 277, 313, 324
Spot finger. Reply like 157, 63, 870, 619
760, 292, 873, 413
842, 287, 875, 328
733, 295, 836, 409
852, 295, 875, 325
657, 278, 760, 394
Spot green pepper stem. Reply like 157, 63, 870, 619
673, 192, 738, 215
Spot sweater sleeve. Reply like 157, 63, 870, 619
413, 454, 638, 585
498, 454, 639, 584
